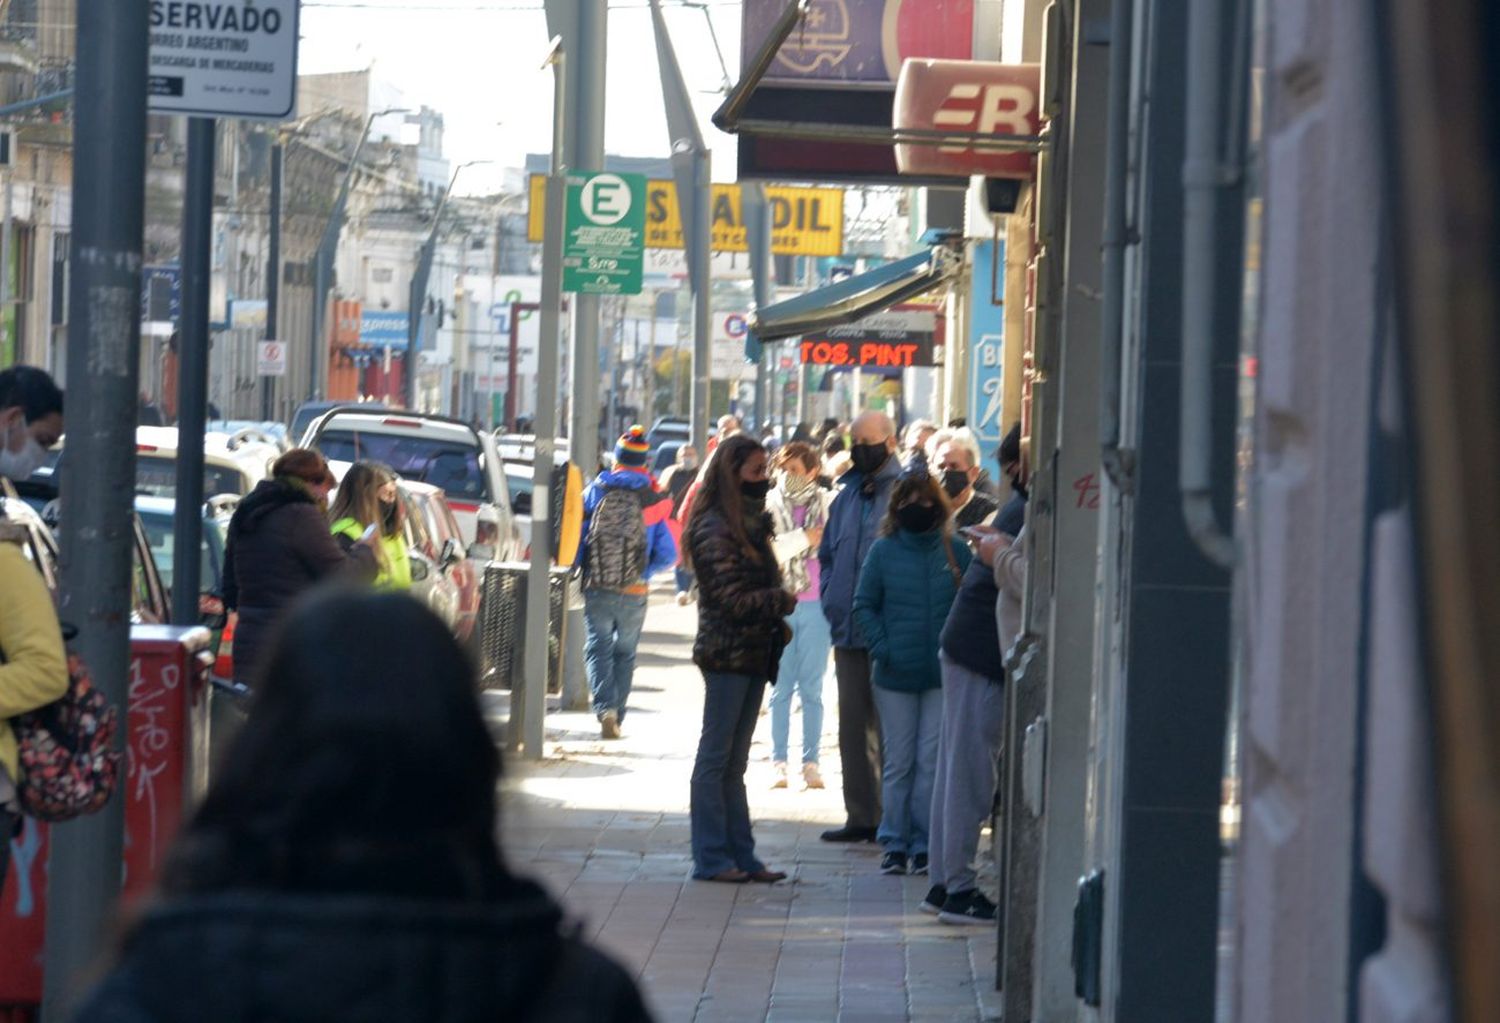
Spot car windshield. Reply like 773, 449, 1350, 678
137, 455, 247, 499
315, 429, 488, 501
138, 512, 223, 592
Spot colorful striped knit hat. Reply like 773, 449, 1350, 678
615, 425, 650, 469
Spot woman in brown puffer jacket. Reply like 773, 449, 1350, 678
683, 434, 796, 883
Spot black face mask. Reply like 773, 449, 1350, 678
850, 442, 890, 476
740, 478, 771, 504
381, 499, 398, 532
940, 469, 970, 499
896, 502, 942, 534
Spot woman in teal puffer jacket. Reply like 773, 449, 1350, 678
853, 468, 972, 876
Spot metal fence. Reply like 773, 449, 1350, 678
477, 561, 579, 693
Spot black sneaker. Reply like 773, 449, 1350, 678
910, 853, 929, 875
919, 884, 947, 915
880, 851, 908, 875
939, 889, 998, 925
820, 824, 878, 843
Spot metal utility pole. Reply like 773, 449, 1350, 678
520, 38, 567, 761
743, 181, 772, 430
545, 0, 606, 476
406, 159, 489, 411
171, 117, 215, 628
262, 139, 282, 421
649, 0, 712, 454
308, 106, 408, 401
44, 0, 148, 1015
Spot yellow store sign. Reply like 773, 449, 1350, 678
528, 175, 844, 257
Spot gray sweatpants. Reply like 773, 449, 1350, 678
928, 652, 1006, 895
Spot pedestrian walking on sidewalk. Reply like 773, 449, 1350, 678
580, 426, 678, 739
685, 435, 795, 884
0, 366, 68, 884
222, 449, 377, 688
328, 461, 412, 591
74, 591, 653, 1023
818, 410, 903, 843
853, 469, 971, 876
766, 442, 832, 791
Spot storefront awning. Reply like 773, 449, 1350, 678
748, 246, 958, 344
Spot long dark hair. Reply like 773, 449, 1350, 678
685, 433, 768, 571
159, 589, 508, 902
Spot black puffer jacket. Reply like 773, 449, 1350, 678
72, 883, 653, 1023
222, 477, 373, 684
687, 508, 795, 681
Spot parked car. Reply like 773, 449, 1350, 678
501, 455, 584, 566
36, 427, 276, 502
290, 400, 386, 446
0, 483, 168, 626
134, 496, 234, 650
398, 481, 480, 643
651, 440, 685, 477
495, 434, 571, 467
301, 408, 520, 561
206, 420, 290, 451
645, 416, 689, 459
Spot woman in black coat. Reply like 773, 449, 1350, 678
684, 434, 796, 883
221, 449, 374, 686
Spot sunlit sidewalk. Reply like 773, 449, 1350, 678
489, 585, 1001, 1023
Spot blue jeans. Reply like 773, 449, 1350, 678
583, 589, 649, 720
768, 600, 830, 764
675, 565, 694, 594
690, 671, 767, 878
872, 684, 944, 855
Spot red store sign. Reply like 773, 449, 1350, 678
893, 60, 1043, 179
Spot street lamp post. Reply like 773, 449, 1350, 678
307, 106, 410, 402
404, 158, 492, 411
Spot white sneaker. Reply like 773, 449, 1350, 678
675, 590, 693, 606
771, 762, 788, 789
802, 762, 825, 789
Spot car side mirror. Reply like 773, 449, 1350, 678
409, 553, 431, 582
440, 537, 464, 566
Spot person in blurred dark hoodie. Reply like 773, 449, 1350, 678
221, 449, 375, 688
74, 591, 652, 1023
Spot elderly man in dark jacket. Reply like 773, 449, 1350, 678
818, 410, 902, 842
222, 449, 374, 686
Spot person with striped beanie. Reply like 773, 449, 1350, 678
578, 426, 678, 738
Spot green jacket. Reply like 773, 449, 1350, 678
852, 528, 972, 692
330, 517, 412, 591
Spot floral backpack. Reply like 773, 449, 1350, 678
11, 650, 121, 822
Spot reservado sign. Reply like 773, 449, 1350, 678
529, 176, 844, 258
148, 0, 300, 119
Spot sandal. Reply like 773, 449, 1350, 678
748, 869, 788, 883
702, 868, 751, 883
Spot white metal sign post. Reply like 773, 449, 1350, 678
147, 0, 301, 119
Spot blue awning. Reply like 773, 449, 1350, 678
747, 246, 958, 345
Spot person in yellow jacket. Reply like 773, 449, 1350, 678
328, 462, 412, 591
0, 519, 68, 882
0, 365, 68, 882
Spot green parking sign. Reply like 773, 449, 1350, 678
563, 172, 645, 296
